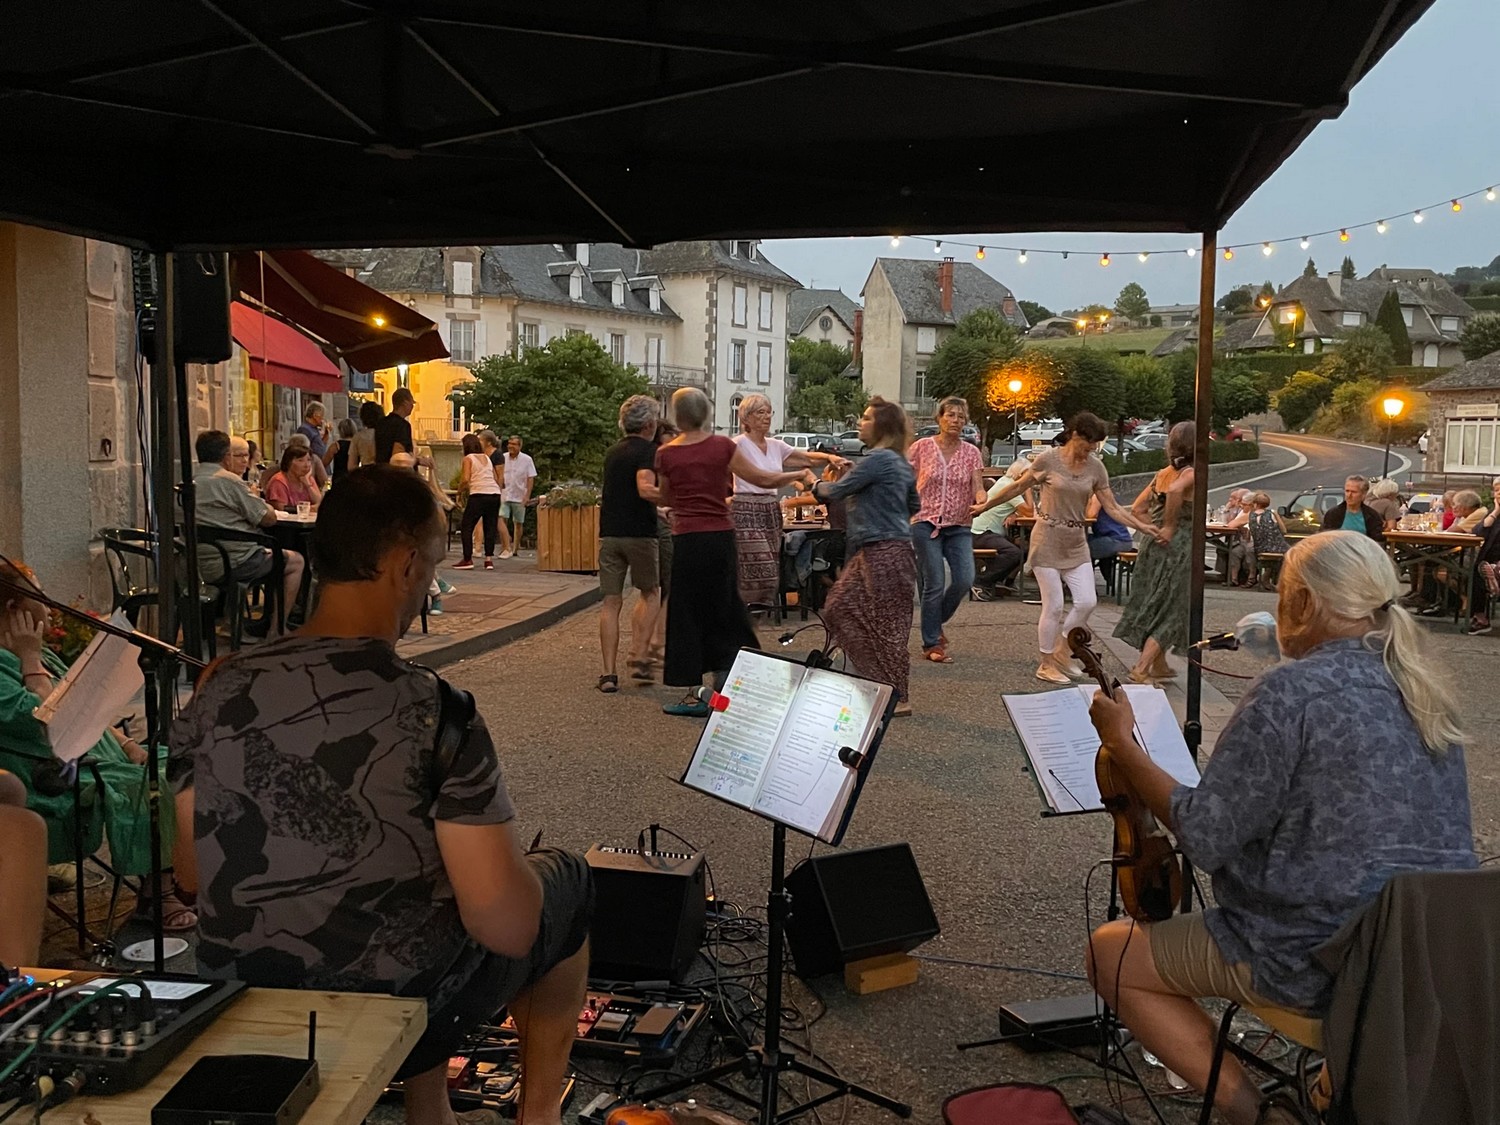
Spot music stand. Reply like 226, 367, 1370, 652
634, 648, 911, 1124
0, 569, 204, 973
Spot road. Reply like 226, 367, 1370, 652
1209, 432, 1414, 510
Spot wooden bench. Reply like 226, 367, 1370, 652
1256, 552, 1284, 590
1113, 551, 1138, 602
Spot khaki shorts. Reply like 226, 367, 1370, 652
1149, 912, 1275, 1009
598, 536, 659, 596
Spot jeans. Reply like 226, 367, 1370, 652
971, 531, 1023, 590
912, 522, 974, 648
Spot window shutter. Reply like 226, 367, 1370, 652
474, 320, 487, 359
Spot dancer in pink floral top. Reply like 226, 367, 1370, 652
908, 396, 986, 662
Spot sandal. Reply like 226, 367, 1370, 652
627, 659, 655, 682
136, 885, 198, 933
597, 674, 619, 693
923, 646, 952, 664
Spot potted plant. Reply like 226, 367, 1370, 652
535, 483, 601, 573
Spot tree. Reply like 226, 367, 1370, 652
1149, 314, 1162, 327
1272, 371, 1334, 430
1118, 354, 1173, 421
1311, 379, 1382, 440
450, 334, 648, 486
1216, 285, 1254, 315
1050, 348, 1124, 423
788, 336, 863, 421
788, 382, 839, 430
1113, 282, 1150, 323
1258, 280, 1276, 303
924, 310, 1024, 442
1460, 314, 1500, 361
1018, 299, 1053, 326
1374, 290, 1412, 364
1160, 349, 1198, 423
1340, 256, 1356, 280
1302, 258, 1318, 279
1317, 325, 1394, 385
1212, 366, 1270, 432
991, 349, 1065, 423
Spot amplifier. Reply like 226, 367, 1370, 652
585, 845, 707, 983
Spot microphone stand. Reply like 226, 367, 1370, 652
0, 573, 205, 973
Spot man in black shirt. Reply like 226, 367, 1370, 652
375, 387, 426, 465
596, 395, 662, 692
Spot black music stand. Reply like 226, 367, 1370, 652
0, 569, 205, 973
634, 649, 910, 1125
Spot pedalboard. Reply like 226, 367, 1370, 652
501, 988, 708, 1061
0, 974, 246, 1095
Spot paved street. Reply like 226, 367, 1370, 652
436, 578, 1500, 1124
1219, 433, 1415, 512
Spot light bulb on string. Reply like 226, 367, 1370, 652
1100, 253, 1110, 267
1489, 188, 1497, 202
890, 236, 901, 247
1452, 200, 1462, 212
1138, 252, 1149, 263
933, 241, 943, 253
976, 247, 986, 260
1300, 237, 1310, 249
1223, 247, 1234, 260
1262, 242, 1273, 256
1376, 220, 1387, 234
1018, 250, 1028, 263
1185, 246, 1196, 258
1413, 211, 1423, 223
1061, 252, 1068, 260
1340, 229, 1350, 242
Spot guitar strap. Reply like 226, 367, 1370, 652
426, 668, 477, 799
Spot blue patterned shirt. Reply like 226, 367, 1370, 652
1170, 637, 1476, 1011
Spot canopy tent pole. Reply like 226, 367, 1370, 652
1185, 231, 1218, 751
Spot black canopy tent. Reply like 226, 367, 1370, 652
2, 0, 1434, 735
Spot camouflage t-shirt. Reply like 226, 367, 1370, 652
169, 635, 515, 1000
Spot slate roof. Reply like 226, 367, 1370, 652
1150, 326, 1195, 356
868, 258, 1028, 329
1269, 273, 1472, 343
637, 241, 800, 286
787, 289, 861, 336
1418, 350, 1500, 393
329, 244, 681, 320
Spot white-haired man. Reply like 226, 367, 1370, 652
970, 458, 1030, 599
596, 396, 662, 691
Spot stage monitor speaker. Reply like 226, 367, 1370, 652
173, 251, 232, 364
585, 844, 706, 983
785, 842, 939, 978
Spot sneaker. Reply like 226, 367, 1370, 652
1469, 619, 1493, 635
1035, 662, 1071, 684
970, 585, 995, 602
427, 598, 444, 615
453, 559, 474, 570
484, 558, 494, 570
436, 577, 457, 595
663, 699, 710, 718
499, 549, 515, 560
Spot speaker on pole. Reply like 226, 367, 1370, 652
784, 842, 939, 978
172, 251, 232, 364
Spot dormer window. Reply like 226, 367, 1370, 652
576, 243, 590, 267
649, 286, 661, 313
612, 278, 625, 307
569, 271, 583, 301
732, 240, 755, 260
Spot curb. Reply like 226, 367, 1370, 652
404, 586, 603, 668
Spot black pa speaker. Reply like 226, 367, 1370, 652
585, 844, 706, 983
173, 251, 232, 364
785, 842, 939, 978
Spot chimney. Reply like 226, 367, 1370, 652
1326, 271, 1342, 299
852, 309, 863, 366
938, 257, 954, 315
1002, 293, 1018, 322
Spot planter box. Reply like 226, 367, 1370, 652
536, 504, 600, 573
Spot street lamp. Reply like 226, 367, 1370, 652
1007, 377, 1025, 462
1380, 395, 1405, 480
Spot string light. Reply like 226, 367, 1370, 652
1262, 242, 1274, 256
890, 236, 901, 247
1453, 200, 1463, 212
1489, 188, 1497, 201
1340, 229, 1350, 241
1376, 220, 1388, 234
1138, 251, 1149, 262
1300, 237, 1310, 249
1018, 250, 1027, 263
933, 240, 943, 253
1185, 246, 1196, 257
1223, 247, 1234, 260
1099, 253, 1110, 267
975, 246, 986, 260
1413, 211, 1423, 223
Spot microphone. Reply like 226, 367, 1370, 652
1192, 610, 1278, 656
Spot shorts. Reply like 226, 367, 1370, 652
500, 500, 527, 524
395, 848, 594, 1078
227, 548, 274, 583
1149, 912, 1275, 1010
598, 537, 660, 596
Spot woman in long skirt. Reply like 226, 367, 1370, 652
1114, 421, 1195, 682
814, 397, 920, 716
731, 393, 843, 609
655, 388, 814, 717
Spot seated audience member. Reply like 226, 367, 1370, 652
1404, 490, 1491, 615
1245, 492, 1291, 586
1467, 476, 1500, 635
170, 466, 592, 1125
1, 562, 196, 929
1449, 489, 1488, 534
1366, 478, 1402, 530
1319, 475, 1385, 544
969, 459, 1029, 600
1085, 531, 1475, 1125
264, 446, 323, 513
1439, 490, 1458, 530
1088, 493, 1135, 591
194, 431, 304, 638
1224, 499, 1256, 587
0, 768, 45, 968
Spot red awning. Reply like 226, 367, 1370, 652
232, 250, 448, 372
230, 302, 344, 394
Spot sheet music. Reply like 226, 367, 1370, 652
681, 653, 804, 807
1002, 684, 1199, 814
754, 668, 884, 838
32, 612, 142, 763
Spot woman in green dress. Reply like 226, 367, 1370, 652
1, 562, 196, 930
1114, 421, 1196, 683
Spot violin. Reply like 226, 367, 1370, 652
606, 1100, 750, 1125
1067, 626, 1182, 923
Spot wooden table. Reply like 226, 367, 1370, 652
32, 976, 425, 1125
1204, 522, 1246, 583
1384, 529, 1483, 626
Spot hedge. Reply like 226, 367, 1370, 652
1235, 354, 1305, 383
1100, 440, 1259, 477
1464, 295, 1500, 313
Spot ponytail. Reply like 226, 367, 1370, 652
1379, 602, 1465, 755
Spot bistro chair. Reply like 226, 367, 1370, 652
196, 525, 285, 649
99, 528, 219, 659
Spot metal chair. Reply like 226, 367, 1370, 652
99, 528, 218, 659
196, 525, 285, 649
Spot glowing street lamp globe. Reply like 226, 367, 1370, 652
1382, 397, 1405, 419
1007, 378, 1024, 395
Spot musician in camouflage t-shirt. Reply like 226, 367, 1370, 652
170, 466, 591, 1125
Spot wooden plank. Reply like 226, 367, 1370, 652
44, 985, 424, 1125
843, 953, 918, 995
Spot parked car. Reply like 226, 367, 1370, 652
835, 429, 866, 455
1106, 437, 1153, 457
1131, 418, 1167, 435
1132, 431, 1169, 451
911, 423, 981, 447
1214, 426, 1246, 442
1279, 487, 1343, 526
775, 432, 836, 452
915, 424, 939, 439
1017, 417, 1065, 443
1404, 492, 1440, 514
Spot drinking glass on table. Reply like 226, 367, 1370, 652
296, 501, 311, 519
